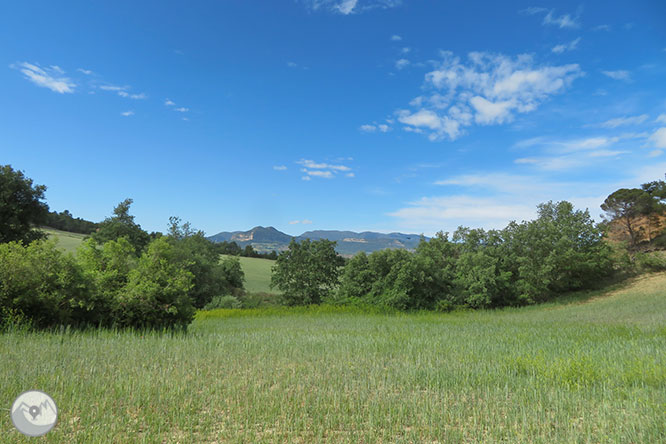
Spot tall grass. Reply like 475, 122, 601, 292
1, 274, 664, 443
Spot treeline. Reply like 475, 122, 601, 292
0, 163, 245, 330
45, 210, 99, 234
272, 201, 616, 310
214, 241, 279, 260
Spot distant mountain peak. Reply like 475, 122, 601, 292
207, 226, 425, 256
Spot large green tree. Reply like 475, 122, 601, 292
0, 165, 48, 244
271, 238, 344, 305
91, 198, 150, 253
601, 188, 652, 247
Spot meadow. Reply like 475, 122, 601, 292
1, 273, 664, 443
220, 254, 279, 295
44, 227, 87, 254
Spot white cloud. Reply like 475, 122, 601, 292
391, 34, 402, 41
287, 61, 298, 68
552, 37, 581, 54
303, 0, 401, 15
602, 70, 631, 81
290, 219, 314, 224
165, 98, 175, 106
593, 114, 648, 128
650, 128, 666, 149
289, 220, 300, 224
593, 24, 611, 31
396, 51, 582, 140
360, 124, 377, 132
297, 159, 351, 171
361, 123, 391, 133
346, 172, 355, 178
656, 114, 666, 124
121, 111, 134, 117
377, 124, 390, 132
649, 150, 663, 158
297, 158, 354, 180
99, 85, 127, 92
77, 68, 93, 75
401, 47, 411, 54
273, 165, 287, 171
335, 0, 357, 14
307, 170, 334, 178
118, 91, 146, 99
543, 10, 580, 28
521, 8, 580, 28
395, 58, 410, 70
11, 62, 76, 93
175, 107, 189, 112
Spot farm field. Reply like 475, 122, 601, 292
1, 273, 664, 443
43, 227, 87, 254
221, 254, 278, 294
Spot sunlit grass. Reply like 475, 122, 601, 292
1, 274, 664, 443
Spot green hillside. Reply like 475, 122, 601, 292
221, 254, 278, 294
42, 227, 87, 253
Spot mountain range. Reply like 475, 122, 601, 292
207, 226, 425, 256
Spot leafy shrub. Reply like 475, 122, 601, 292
114, 237, 195, 330
635, 251, 666, 272
204, 295, 242, 310
0, 240, 92, 328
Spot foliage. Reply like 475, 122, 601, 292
204, 295, 242, 310
601, 188, 653, 247
338, 201, 613, 311
45, 209, 99, 234
0, 165, 49, 244
114, 237, 195, 330
0, 240, 92, 328
271, 238, 344, 305
91, 198, 150, 253
635, 251, 666, 272
166, 217, 245, 309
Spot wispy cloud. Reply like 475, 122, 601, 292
302, 0, 401, 15
655, 114, 666, 124
297, 159, 354, 180
552, 37, 581, 54
395, 58, 410, 70
289, 219, 313, 225
521, 7, 581, 29
174, 107, 189, 112
120, 111, 134, 117
394, 51, 582, 141
592, 24, 611, 31
77, 68, 93, 75
100, 84, 146, 99
360, 123, 391, 133
590, 114, 648, 128
11, 62, 75, 93
650, 128, 666, 149
391, 34, 402, 41
165, 98, 175, 106
273, 165, 287, 171
602, 70, 631, 81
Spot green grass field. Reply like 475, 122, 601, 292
222, 254, 278, 294
42, 227, 87, 254
1, 273, 664, 443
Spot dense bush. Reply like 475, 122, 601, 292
271, 238, 344, 305
336, 201, 614, 311
0, 240, 91, 328
204, 295, 242, 310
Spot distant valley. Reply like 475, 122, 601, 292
207, 226, 426, 256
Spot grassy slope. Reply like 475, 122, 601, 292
221, 254, 278, 294
1, 273, 664, 443
42, 227, 87, 253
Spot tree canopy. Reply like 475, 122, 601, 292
0, 165, 48, 244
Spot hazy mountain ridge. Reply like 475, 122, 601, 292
207, 226, 425, 255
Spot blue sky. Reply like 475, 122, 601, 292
2, 0, 666, 236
